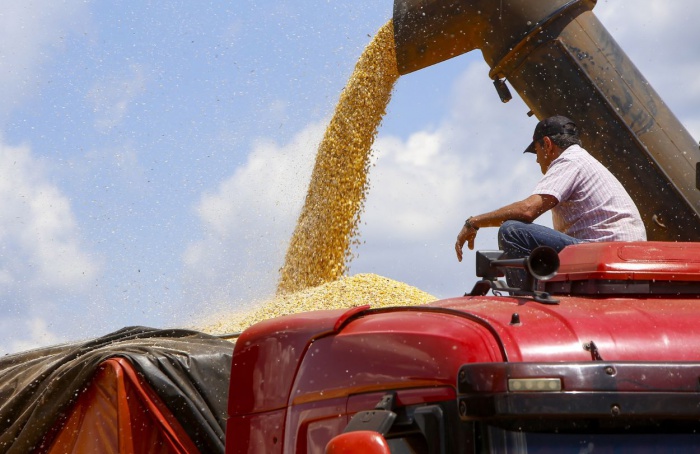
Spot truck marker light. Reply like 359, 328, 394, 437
508, 378, 562, 392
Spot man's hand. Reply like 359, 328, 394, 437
455, 223, 477, 262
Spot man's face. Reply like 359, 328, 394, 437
534, 138, 554, 174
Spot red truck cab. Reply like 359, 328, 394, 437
227, 242, 700, 453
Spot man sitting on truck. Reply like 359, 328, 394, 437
454, 115, 646, 286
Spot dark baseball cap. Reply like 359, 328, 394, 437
524, 115, 578, 153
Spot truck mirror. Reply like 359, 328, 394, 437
469, 246, 559, 303
325, 431, 391, 454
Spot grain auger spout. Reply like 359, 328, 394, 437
393, 0, 700, 242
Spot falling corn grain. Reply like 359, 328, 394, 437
198, 21, 438, 339
277, 20, 400, 294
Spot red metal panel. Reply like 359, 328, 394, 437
226, 409, 285, 454
276, 310, 498, 452
228, 307, 369, 416
290, 310, 502, 405
283, 398, 347, 454
432, 295, 700, 362
553, 242, 700, 281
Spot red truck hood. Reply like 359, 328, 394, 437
430, 294, 700, 363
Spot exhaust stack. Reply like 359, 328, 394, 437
393, 0, 700, 241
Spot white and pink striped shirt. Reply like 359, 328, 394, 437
532, 145, 646, 242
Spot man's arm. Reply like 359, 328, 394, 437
455, 194, 558, 262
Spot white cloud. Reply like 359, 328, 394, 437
364, 131, 462, 240
0, 138, 101, 354
182, 121, 322, 310
0, 141, 100, 287
596, 1, 693, 36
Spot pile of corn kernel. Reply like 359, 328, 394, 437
199, 273, 436, 336
277, 20, 400, 294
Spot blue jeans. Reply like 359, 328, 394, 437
498, 220, 584, 287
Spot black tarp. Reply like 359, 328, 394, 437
0, 326, 234, 454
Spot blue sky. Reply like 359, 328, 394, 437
1, 0, 699, 354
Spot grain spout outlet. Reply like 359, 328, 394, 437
392, 0, 596, 75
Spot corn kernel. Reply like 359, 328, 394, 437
198, 274, 436, 336
195, 22, 438, 341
